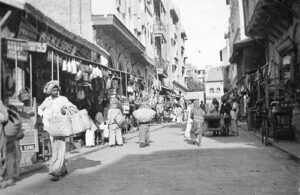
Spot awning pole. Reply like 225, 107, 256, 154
51, 51, 54, 80
57, 55, 59, 82
30, 54, 33, 106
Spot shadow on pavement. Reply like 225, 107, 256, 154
12, 147, 299, 195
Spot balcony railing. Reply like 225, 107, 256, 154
153, 20, 166, 41
155, 57, 168, 78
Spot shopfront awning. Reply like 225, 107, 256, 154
92, 14, 145, 55
229, 38, 266, 82
23, 3, 110, 59
172, 81, 187, 92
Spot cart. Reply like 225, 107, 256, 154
204, 115, 229, 136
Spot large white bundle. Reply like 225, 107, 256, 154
133, 108, 156, 123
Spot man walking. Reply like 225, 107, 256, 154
133, 98, 156, 148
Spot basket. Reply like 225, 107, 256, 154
70, 112, 85, 135
133, 108, 156, 123
115, 113, 126, 128
48, 115, 73, 136
18, 87, 30, 102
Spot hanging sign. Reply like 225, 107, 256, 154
18, 19, 39, 41
26, 41, 47, 53
4, 39, 28, 61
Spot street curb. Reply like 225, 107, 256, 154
19, 123, 168, 176
240, 124, 300, 161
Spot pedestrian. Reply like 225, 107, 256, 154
107, 98, 123, 147
0, 100, 8, 185
175, 105, 183, 124
38, 80, 77, 181
208, 98, 219, 115
1, 105, 24, 188
184, 100, 194, 139
220, 97, 232, 135
133, 97, 155, 148
190, 99, 206, 146
230, 97, 239, 135
200, 101, 206, 113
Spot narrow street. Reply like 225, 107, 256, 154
2, 123, 299, 195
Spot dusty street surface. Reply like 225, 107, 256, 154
2, 123, 299, 195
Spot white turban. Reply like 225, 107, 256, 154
43, 80, 61, 94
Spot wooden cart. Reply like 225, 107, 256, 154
204, 115, 229, 136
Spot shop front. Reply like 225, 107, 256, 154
245, 0, 300, 142
0, 2, 110, 164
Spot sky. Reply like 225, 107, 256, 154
172, 0, 229, 68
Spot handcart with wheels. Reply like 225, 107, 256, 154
204, 115, 227, 136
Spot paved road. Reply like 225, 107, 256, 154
2, 123, 300, 195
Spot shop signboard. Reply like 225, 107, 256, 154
26, 41, 47, 53
18, 19, 39, 41
5, 39, 28, 61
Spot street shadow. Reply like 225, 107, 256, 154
15, 147, 300, 195
18, 157, 102, 182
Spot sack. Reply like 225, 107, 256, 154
76, 89, 85, 100
4, 109, 22, 136
72, 61, 78, 74
79, 109, 92, 130
48, 115, 72, 136
67, 60, 72, 73
62, 60, 67, 71
114, 113, 126, 128
133, 108, 156, 123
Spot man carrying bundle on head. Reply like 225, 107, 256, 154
133, 97, 156, 148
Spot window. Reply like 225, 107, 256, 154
216, 87, 221, 94
210, 88, 214, 94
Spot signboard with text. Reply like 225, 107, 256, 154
5, 39, 28, 61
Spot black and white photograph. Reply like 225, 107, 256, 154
0, 0, 299, 194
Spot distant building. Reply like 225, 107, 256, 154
205, 67, 224, 104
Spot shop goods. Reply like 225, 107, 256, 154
75, 70, 83, 81
18, 87, 30, 102
133, 108, 156, 123
101, 123, 109, 138
4, 109, 22, 136
76, 89, 85, 100
72, 60, 78, 74
106, 78, 112, 89
62, 60, 67, 71
115, 113, 126, 128
48, 115, 73, 136
79, 109, 92, 130
67, 60, 72, 73
85, 129, 95, 146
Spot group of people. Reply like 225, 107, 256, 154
184, 97, 240, 146
37, 80, 154, 182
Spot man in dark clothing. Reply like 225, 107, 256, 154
220, 98, 232, 135
200, 101, 206, 113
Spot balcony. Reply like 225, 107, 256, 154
155, 58, 168, 78
153, 20, 166, 42
245, 0, 294, 43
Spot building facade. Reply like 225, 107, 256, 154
205, 67, 224, 104
243, 0, 300, 142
